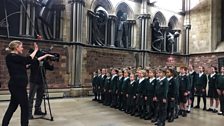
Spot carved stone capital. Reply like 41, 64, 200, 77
184, 24, 191, 30
138, 14, 151, 19
68, 0, 85, 6
109, 15, 117, 20
52, 4, 66, 11
127, 20, 136, 24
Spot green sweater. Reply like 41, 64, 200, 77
217, 74, 224, 89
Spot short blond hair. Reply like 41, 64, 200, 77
6, 40, 22, 51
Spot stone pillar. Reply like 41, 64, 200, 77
138, 14, 150, 67
138, 14, 150, 50
19, 0, 35, 37
69, 0, 85, 87
52, 4, 65, 40
185, 25, 191, 55
70, 0, 85, 42
127, 20, 136, 48
109, 15, 117, 47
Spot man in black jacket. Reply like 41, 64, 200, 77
28, 59, 54, 119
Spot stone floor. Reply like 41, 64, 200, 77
0, 97, 223, 126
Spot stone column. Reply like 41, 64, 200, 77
138, 14, 150, 67
185, 25, 191, 55
69, 0, 85, 87
138, 14, 150, 50
52, 4, 65, 40
127, 20, 136, 48
19, 0, 35, 37
70, 0, 85, 42
109, 15, 117, 47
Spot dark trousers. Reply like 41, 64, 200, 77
28, 82, 44, 116
158, 100, 167, 125
152, 101, 159, 120
123, 94, 128, 110
145, 97, 154, 118
167, 99, 175, 120
117, 92, 123, 108
219, 89, 224, 113
111, 92, 117, 107
135, 94, 144, 115
190, 89, 195, 107
103, 91, 111, 105
97, 86, 101, 101
93, 87, 97, 100
196, 89, 206, 108
2, 85, 29, 126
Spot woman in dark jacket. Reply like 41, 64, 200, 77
2, 40, 52, 126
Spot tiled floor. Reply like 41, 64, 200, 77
0, 97, 223, 126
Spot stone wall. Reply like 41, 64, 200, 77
188, 0, 212, 53
81, 47, 187, 87
147, 53, 187, 67
189, 52, 224, 73
81, 47, 137, 86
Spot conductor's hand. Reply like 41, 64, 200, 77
34, 42, 38, 51
45, 54, 54, 57
38, 54, 54, 61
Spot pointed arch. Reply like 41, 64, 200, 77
152, 11, 166, 26
90, 0, 113, 14
115, 2, 134, 19
168, 16, 179, 29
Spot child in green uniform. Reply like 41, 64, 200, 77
126, 72, 136, 114
194, 66, 207, 110
144, 69, 157, 120
110, 69, 119, 107
103, 71, 111, 105
117, 70, 124, 110
135, 70, 147, 118
207, 66, 219, 113
178, 66, 189, 117
166, 68, 177, 122
154, 68, 168, 126
217, 66, 224, 116
92, 71, 98, 101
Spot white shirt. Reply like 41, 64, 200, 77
159, 77, 166, 81
189, 70, 195, 75
111, 74, 118, 80
131, 80, 135, 84
139, 78, 145, 84
167, 77, 173, 81
199, 72, 204, 77
124, 77, 129, 81
149, 77, 155, 83
102, 74, 106, 78
210, 73, 216, 78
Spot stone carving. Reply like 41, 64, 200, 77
115, 12, 129, 48
166, 23, 180, 53
151, 18, 164, 51
91, 9, 108, 46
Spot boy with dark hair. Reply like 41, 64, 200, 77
178, 66, 189, 117
194, 66, 207, 110
154, 68, 168, 126
166, 68, 177, 122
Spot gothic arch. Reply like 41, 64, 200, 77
152, 11, 166, 26
90, 0, 113, 14
115, 2, 134, 19
168, 16, 179, 29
